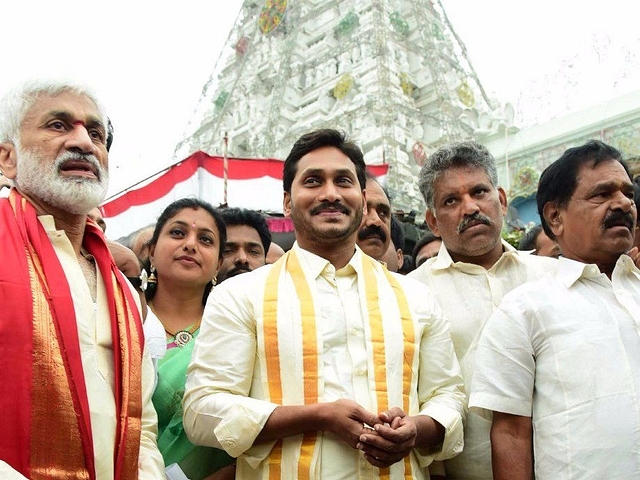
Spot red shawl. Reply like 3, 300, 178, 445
0, 190, 144, 479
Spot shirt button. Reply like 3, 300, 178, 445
355, 368, 366, 376
350, 328, 360, 336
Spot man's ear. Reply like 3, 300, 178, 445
498, 187, 508, 215
425, 209, 440, 237
362, 189, 367, 215
0, 142, 17, 179
543, 202, 564, 238
283, 191, 292, 218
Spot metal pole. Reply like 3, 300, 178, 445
223, 131, 229, 207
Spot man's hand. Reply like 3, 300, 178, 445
255, 399, 380, 449
357, 407, 446, 469
356, 407, 417, 468
627, 246, 640, 268
323, 399, 383, 449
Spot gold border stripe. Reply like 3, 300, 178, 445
384, 269, 416, 478
263, 256, 286, 479
288, 251, 318, 479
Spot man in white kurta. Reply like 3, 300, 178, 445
184, 129, 465, 479
470, 255, 640, 479
410, 140, 556, 479
409, 240, 554, 478
0, 80, 164, 479
470, 140, 640, 479
0, 216, 164, 480
45, 216, 164, 479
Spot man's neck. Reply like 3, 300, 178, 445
448, 241, 505, 270
21, 191, 88, 254
565, 254, 619, 280
296, 238, 356, 270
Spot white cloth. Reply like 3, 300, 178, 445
408, 239, 556, 480
41, 216, 165, 480
470, 255, 640, 480
184, 243, 465, 479
143, 307, 168, 379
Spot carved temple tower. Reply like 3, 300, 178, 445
175, 0, 509, 212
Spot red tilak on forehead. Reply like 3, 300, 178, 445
72, 121, 85, 127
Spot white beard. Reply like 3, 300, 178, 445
14, 147, 109, 215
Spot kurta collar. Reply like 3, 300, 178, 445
430, 238, 517, 273
292, 242, 360, 279
557, 254, 637, 288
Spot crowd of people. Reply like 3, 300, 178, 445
1, 78, 640, 480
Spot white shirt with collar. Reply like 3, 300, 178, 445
184, 242, 465, 479
470, 254, 640, 480
408, 239, 557, 480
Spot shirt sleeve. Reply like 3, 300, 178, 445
468, 292, 535, 418
183, 279, 278, 464
413, 290, 466, 465
138, 338, 167, 479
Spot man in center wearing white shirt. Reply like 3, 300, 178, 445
183, 128, 465, 479
470, 140, 640, 479
408, 140, 556, 480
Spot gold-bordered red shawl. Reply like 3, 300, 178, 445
0, 190, 144, 479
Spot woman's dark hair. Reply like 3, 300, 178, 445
143, 198, 226, 306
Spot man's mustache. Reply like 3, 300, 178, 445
227, 266, 252, 277
310, 202, 350, 215
603, 210, 635, 231
55, 151, 104, 181
358, 225, 387, 243
457, 212, 492, 234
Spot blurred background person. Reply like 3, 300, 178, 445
412, 232, 443, 268
357, 173, 391, 261
518, 224, 561, 258
217, 207, 270, 282
381, 215, 405, 273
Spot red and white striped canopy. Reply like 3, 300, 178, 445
101, 151, 388, 239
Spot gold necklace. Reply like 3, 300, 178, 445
164, 319, 202, 348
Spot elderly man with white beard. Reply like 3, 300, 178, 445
0, 79, 164, 480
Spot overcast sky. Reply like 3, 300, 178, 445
1, 0, 637, 197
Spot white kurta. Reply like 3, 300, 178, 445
408, 240, 556, 479
470, 255, 640, 479
184, 243, 465, 479
37, 216, 164, 480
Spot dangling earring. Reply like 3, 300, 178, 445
211, 276, 217, 287
148, 264, 157, 285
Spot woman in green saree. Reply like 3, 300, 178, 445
145, 199, 234, 480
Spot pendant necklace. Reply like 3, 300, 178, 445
164, 320, 202, 348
